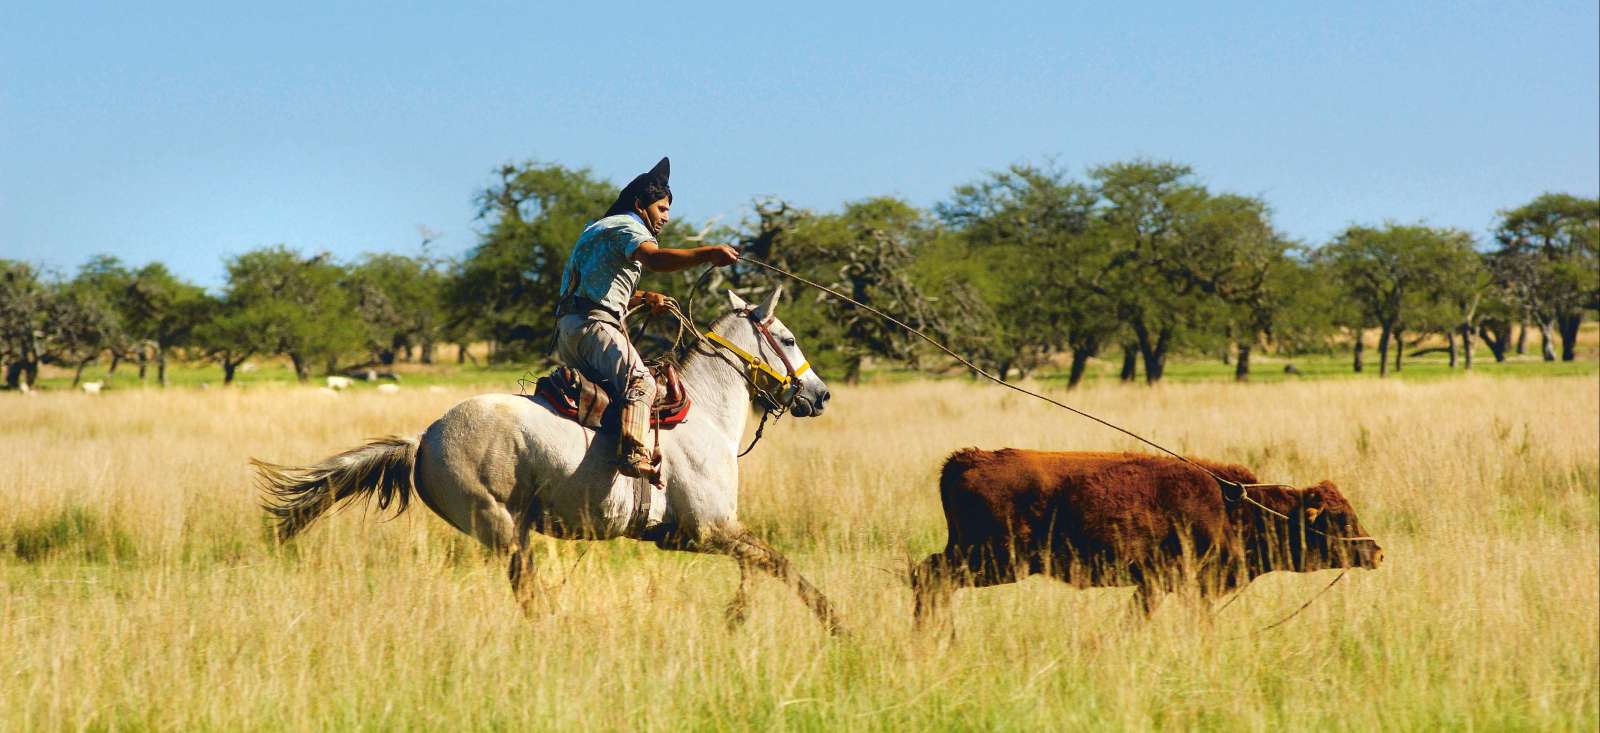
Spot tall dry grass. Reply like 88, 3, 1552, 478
1, 376, 1595, 730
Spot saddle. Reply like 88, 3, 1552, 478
531, 363, 692, 431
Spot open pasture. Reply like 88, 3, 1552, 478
2, 375, 1596, 730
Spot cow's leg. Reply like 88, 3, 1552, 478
656, 524, 845, 635
912, 552, 963, 634
1128, 566, 1166, 620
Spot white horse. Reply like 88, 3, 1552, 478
254, 289, 844, 632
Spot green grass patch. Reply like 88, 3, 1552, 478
8, 506, 137, 564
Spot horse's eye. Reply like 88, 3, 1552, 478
782, 337, 796, 347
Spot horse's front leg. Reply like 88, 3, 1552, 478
655, 524, 846, 636
726, 559, 754, 629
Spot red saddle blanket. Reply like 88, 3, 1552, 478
531, 363, 692, 431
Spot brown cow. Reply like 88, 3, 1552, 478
911, 449, 1383, 627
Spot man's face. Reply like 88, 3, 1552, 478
637, 197, 670, 236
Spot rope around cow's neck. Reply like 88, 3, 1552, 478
734, 255, 1375, 546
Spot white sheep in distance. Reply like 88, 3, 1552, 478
326, 376, 353, 390
81, 381, 103, 394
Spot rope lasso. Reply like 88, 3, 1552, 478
735, 255, 1375, 545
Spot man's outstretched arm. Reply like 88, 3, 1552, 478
632, 242, 739, 273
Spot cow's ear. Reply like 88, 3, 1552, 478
1305, 506, 1323, 523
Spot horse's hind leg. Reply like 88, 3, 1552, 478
507, 507, 546, 618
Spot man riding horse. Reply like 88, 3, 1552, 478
554, 157, 739, 478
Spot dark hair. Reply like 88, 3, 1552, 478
637, 180, 672, 209
603, 180, 672, 218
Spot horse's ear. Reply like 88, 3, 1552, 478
753, 286, 783, 322
726, 290, 750, 311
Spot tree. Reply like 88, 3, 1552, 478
1089, 160, 1213, 383
213, 246, 363, 382
1161, 194, 1309, 381
347, 251, 448, 365
448, 162, 615, 360
0, 261, 50, 389
1320, 223, 1477, 376
938, 164, 1109, 386
122, 263, 207, 386
68, 256, 138, 376
48, 285, 121, 387
1492, 194, 1600, 361
193, 290, 270, 385
1427, 248, 1494, 369
0, 260, 123, 389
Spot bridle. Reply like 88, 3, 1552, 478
703, 308, 811, 411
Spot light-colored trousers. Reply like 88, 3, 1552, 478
555, 314, 657, 407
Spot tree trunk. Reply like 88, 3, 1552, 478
1067, 349, 1092, 389
421, 340, 435, 365
6, 359, 38, 390
1393, 328, 1404, 372
1515, 322, 1527, 354
289, 353, 311, 383
157, 346, 168, 387
1558, 313, 1582, 362
1131, 322, 1170, 384
1143, 329, 1170, 384
138, 350, 148, 380
1353, 331, 1364, 373
72, 358, 92, 387
844, 355, 863, 386
109, 352, 122, 375
1234, 342, 1251, 382
1120, 345, 1138, 382
1537, 320, 1556, 361
223, 360, 238, 385
1446, 331, 1457, 368
1377, 323, 1391, 377
1460, 322, 1474, 370
1480, 323, 1508, 362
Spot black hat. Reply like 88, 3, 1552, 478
604, 156, 671, 218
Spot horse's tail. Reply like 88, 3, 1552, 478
253, 435, 419, 542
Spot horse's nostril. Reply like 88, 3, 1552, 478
821, 390, 831, 403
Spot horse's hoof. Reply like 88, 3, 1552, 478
724, 604, 749, 630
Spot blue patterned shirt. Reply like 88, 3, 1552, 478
558, 212, 655, 316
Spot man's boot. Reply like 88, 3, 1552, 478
617, 377, 656, 479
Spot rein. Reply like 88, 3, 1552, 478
642, 298, 807, 457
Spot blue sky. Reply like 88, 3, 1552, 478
3, 1, 1596, 288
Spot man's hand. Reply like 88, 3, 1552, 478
699, 245, 739, 267
631, 290, 675, 314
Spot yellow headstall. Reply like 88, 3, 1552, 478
704, 330, 810, 395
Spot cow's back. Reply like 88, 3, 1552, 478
937, 449, 1259, 581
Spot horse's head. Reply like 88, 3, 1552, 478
714, 288, 832, 417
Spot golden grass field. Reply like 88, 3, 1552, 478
2, 374, 1596, 730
